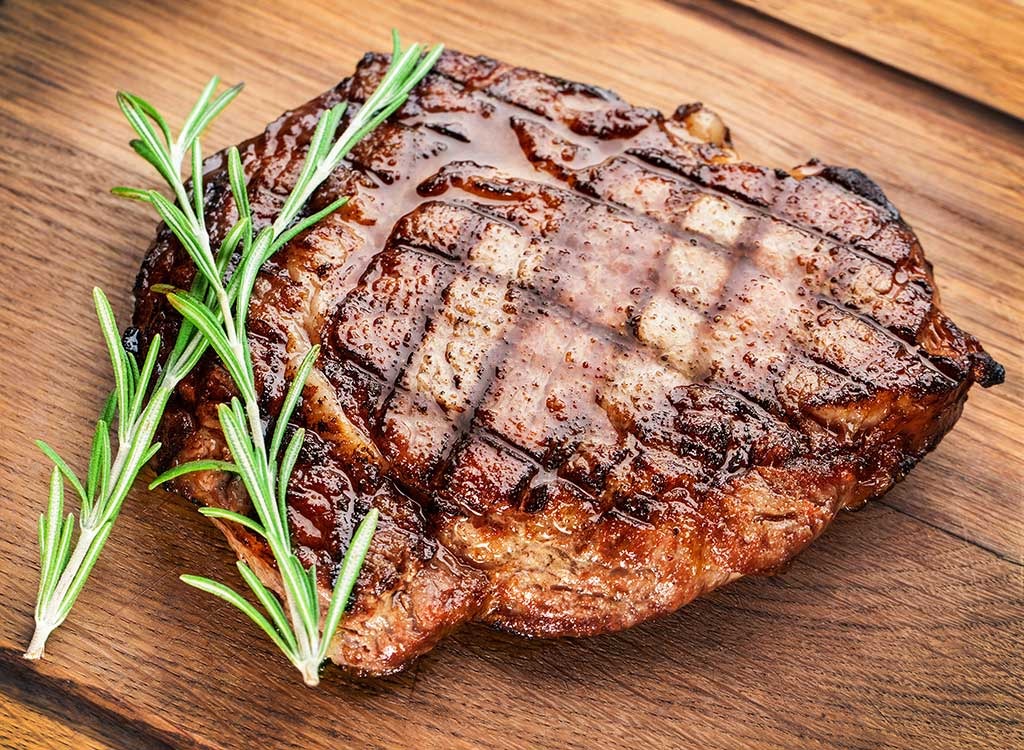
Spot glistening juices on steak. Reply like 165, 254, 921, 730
133, 49, 1003, 675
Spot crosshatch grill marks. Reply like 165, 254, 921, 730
380, 195, 779, 508
567, 150, 950, 370
476, 310, 620, 462
321, 152, 909, 439
385, 187, 804, 510
315, 159, 724, 497
407, 108, 950, 413
410, 64, 953, 387
379, 272, 522, 497
322, 245, 455, 432
386, 59, 959, 401
390, 189, 704, 397
323, 49, 968, 498
616, 149, 964, 359
629, 149, 893, 248
321, 196, 631, 509
330, 55, 748, 377
397, 155, 942, 438
321, 180, 784, 516
414, 164, 873, 432
460, 193, 669, 333
613, 156, 936, 320
417, 166, 731, 333
551, 152, 957, 399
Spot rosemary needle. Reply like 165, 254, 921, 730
26, 33, 443, 687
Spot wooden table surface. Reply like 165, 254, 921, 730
1, 1, 1021, 748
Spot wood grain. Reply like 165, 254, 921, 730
733, 0, 1024, 119
1, 0, 1021, 748
0, 694, 108, 750
0, 656, 175, 750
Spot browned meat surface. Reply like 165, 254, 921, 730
132, 50, 1004, 675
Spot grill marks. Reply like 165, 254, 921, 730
421, 166, 673, 334
381, 273, 520, 496
322, 47, 972, 529
343, 50, 957, 399
478, 312, 621, 487
326, 167, 791, 517
134, 48, 1002, 673
422, 59, 961, 410
323, 194, 637, 512
334, 50, 968, 535
573, 153, 953, 404
330, 247, 452, 381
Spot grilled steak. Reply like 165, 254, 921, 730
133, 50, 1003, 675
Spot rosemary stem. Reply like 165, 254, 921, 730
297, 656, 320, 687
23, 622, 53, 661
162, 335, 203, 387
223, 319, 265, 461
103, 387, 174, 511
242, 392, 266, 459
283, 578, 318, 685
99, 439, 134, 526
24, 525, 101, 660
172, 181, 194, 226
217, 289, 238, 353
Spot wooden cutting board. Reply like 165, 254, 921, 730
1, 1, 1021, 747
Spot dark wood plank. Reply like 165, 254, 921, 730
734, 0, 1024, 118
0, 0, 1021, 748
0, 656, 180, 750
0, 695, 108, 750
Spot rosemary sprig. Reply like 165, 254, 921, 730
148, 33, 443, 686
26, 33, 443, 685
24, 79, 244, 660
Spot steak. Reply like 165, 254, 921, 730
133, 50, 1004, 675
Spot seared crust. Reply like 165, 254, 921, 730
133, 50, 1003, 674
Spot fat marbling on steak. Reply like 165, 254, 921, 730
132, 50, 1004, 675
